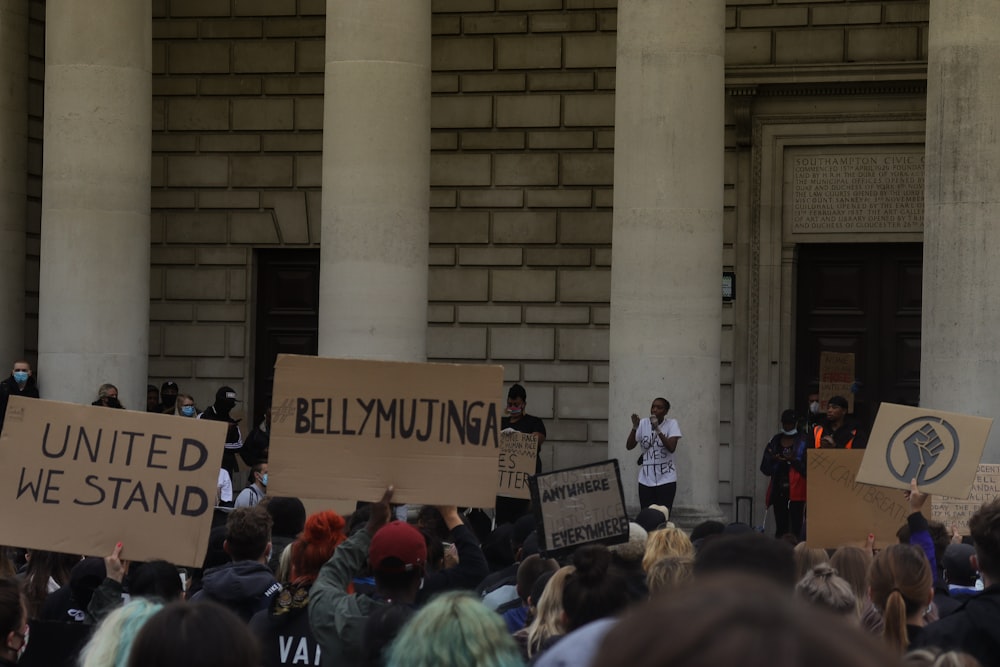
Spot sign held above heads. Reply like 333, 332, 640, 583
932, 464, 1000, 535
267, 354, 504, 507
497, 431, 537, 501
807, 449, 930, 550
855, 403, 993, 500
530, 460, 629, 557
0, 396, 228, 568
819, 351, 855, 413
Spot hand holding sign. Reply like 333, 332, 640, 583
905, 478, 929, 513
105, 542, 128, 583
366, 486, 395, 536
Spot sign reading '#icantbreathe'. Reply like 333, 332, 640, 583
267, 354, 504, 507
0, 396, 228, 568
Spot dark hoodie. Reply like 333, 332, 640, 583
249, 582, 320, 667
913, 584, 1000, 667
0, 374, 39, 432
190, 560, 280, 622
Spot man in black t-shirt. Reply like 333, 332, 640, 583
495, 383, 546, 525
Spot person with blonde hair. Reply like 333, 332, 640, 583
646, 555, 694, 597
172, 393, 197, 418
793, 541, 830, 582
386, 591, 523, 667
795, 563, 858, 619
642, 526, 694, 573
830, 545, 872, 617
520, 565, 573, 659
869, 543, 933, 654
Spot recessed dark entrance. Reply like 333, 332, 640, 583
795, 243, 922, 430
252, 249, 320, 424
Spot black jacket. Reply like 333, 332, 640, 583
913, 584, 1000, 667
191, 560, 280, 622
249, 582, 320, 667
0, 375, 39, 433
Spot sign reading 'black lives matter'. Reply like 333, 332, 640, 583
530, 460, 629, 556
0, 397, 228, 567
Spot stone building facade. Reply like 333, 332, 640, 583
5, 0, 996, 522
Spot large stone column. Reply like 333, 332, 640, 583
38, 0, 151, 408
0, 1, 28, 366
609, 0, 725, 522
922, 2, 1000, 461
319, 1, 431, 362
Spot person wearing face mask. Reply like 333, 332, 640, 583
172, 393, 198, 418
495, 384, 547, 525
235, 462, 267, 508
760, 409, 808, 539
91, 384, 124, 409
0, 359, 39, 434
159, 381, 180, 414
804, 388, 823, 433
199, 386, 244, 485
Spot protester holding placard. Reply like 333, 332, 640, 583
760, 409, 808, 538
0, 359, 39, 434
309, 487, 427, 665
496, 384, 546, 526
625, 398, 682, 511
913, 497, 1000, 666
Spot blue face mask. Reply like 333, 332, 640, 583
181, 405, 196, 417
13, 371, 28, 384
261, 473, 268, 487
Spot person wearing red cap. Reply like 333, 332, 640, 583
309, 488, 426, 666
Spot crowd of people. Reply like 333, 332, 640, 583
3, 362, 1000, 666
0, 477, 997, 667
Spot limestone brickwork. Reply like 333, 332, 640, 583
12, 0, 935, 518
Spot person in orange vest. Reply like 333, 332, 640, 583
813, 395, 866, 449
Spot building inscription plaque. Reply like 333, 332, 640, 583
789, 151, 924, 234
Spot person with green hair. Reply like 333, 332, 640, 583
386, 591, 524, 667
78, 598, 164, 667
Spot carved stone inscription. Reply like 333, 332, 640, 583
790, 152, 924, 233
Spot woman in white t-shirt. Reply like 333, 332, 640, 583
625, 397, 682, 511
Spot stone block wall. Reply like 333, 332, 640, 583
24, 0, 43, 362
726, 0, 929, 66
429, 0, 617, 472
148, 0, 324, 407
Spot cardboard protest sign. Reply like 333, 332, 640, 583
267, 355, 504, 507
529, 460, 629, 556
819, 351, 854, 412
807, 449, 929, 550
855, 403, 993, 499
497, 431, 537, 500
0, 396, 227, 567
933, 464, 1000, 534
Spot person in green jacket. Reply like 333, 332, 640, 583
308, 487, 426, 667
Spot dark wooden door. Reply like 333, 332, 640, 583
795, 244, 922, 430
252, 249, 320, 425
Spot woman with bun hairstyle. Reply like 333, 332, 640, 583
249, 510, 348, 667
